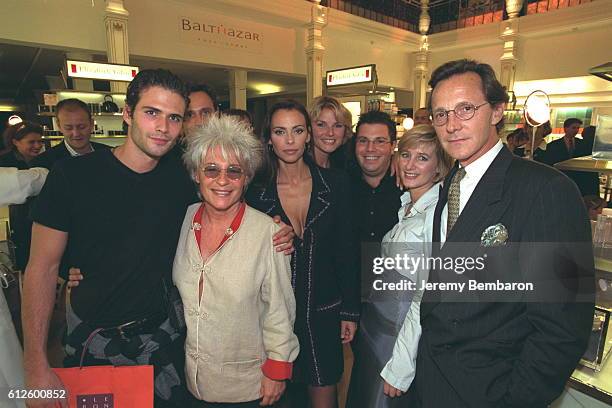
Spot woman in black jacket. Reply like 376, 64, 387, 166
0, 121, 44, 272
247, 100, 360, 408
0, 121, 44, 168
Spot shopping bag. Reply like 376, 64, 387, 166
53, 364, 153, 408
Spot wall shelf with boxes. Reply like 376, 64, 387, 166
37, 90, 127, 147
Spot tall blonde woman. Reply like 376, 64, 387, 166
347, 125, 452, 407
308, 96, 353, 169
176, 115, 299, 407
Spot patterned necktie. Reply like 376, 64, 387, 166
567, 138, 575, 157
447, 166, 466, 233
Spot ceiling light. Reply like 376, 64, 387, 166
252, 83, 282, 95
402, 117, 414, 130
8, 115, 23, 125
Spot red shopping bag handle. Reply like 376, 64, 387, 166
79, 328, 104, 368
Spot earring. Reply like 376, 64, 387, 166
268, 144, 274, 152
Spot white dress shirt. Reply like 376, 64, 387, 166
441, 140, 504, 243
379, 183, 440, 392
64, 141, 94, 157
0, 167, 48, 207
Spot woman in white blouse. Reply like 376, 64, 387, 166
174, 115, 299, 407
348, 125, 452, 407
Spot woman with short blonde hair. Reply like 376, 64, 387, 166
177, 115, 299, 407
348, 124, 452, 407
396, 124, 453, 185
308, 96, 353, 169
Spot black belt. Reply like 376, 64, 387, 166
97, 312, 167, 339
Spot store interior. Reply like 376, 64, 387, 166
1, 0, 611, 406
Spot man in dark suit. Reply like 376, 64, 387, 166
31, 98, 109, 170
414, 59, 594, 407
543, 118, 598, 196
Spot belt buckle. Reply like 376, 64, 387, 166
116, 319, 138, 340
0, 265, 16, 289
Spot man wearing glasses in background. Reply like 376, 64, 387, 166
413, 59, 594, 407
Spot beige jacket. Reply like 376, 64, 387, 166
173, 204, 299, 403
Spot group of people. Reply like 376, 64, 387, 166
0, 58, 595, 408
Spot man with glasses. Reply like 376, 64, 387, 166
349, 110, 403, 300
414, 59, 594, 407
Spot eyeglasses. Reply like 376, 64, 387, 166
201, 165, 244, 180
315, 122, 346, 132
431, 102, 489, 126
356, 137, 392, 147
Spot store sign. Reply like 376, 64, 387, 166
66, 60, 139, 82
326, 65, 376, 87
179, 13, 265, 54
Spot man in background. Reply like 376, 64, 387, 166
183, 83, 218, 132
544, 118, 598, 196
413, 107, 432, 126
31, 99, 110, 170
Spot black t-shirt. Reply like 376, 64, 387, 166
349, 170, 403, 243
349, 169, 403, 301
30, 141, 111, 170
31, 148, 198, 326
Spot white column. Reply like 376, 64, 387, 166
105, 0, 130, 93
229, 70, 248, 110
499, 0, 523, 91
505, 0, 524, 19
413, 0, 431, 112
305, 1, 327, 106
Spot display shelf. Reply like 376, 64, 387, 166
42, 135, 125, 140
596, 257, 612, 275
554, 156, 612, 174
37, 112, 123, 117
47, 89, 125, 98
568, 363, 612, 407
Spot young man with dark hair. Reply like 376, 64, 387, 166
31, 98, 110, 170
413, 59, 594, 407
544, 117, 598, 195
23, 69, 197, 408
545, 117, 583, 164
